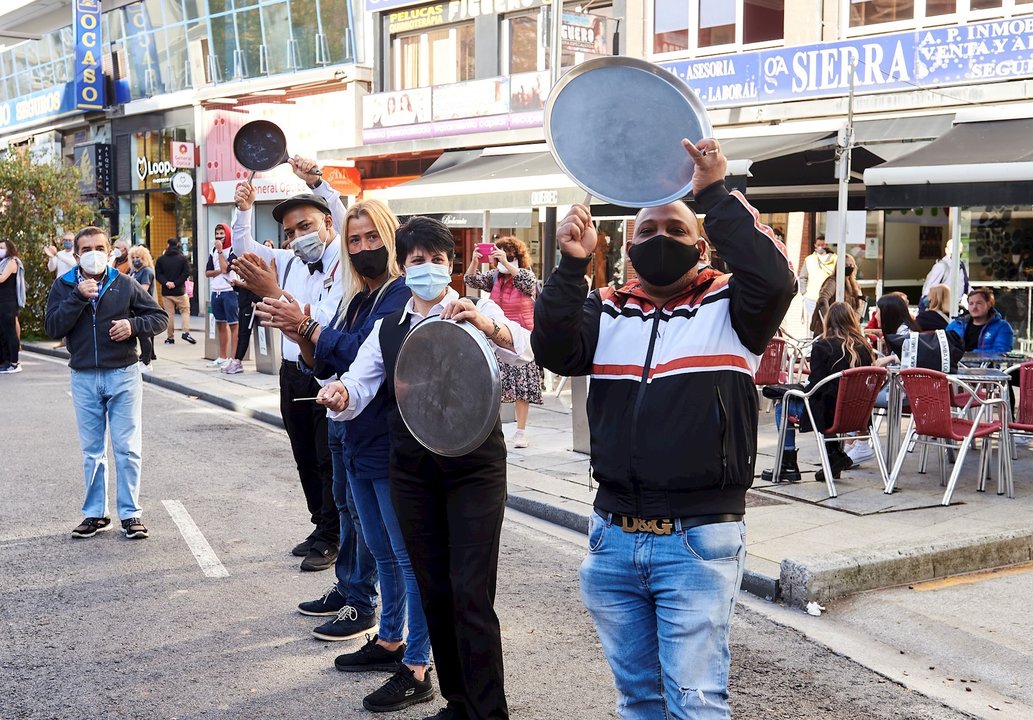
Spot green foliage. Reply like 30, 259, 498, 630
0, 148, 97, 336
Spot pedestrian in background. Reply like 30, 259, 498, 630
222, 281, 258, 375
533, 138, 795, 720
916, 284, 952, 331
921, 243, 969, 311
110, 239, 131, 275
45, 233, 78, 277
810, 252, 864, 336
798, 234, 834, 332
128, 245, 158, 372
155, 237, 195, 345
464, 235, 542, 448
0, 239, 26, 374
205, 223, 239, 368
44, 227, 168, 539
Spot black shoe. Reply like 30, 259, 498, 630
312, 605, 377, 641
760, 449, 801, 483
420, 704, 470, 720
291, 537, 315, 557
164, 337, 175, 344
298, 585, 348, 616
335, 634, 405, 672
121, 517, 149, 539
300, 541, 338, 571
816, 449, 854, 483
362, 666, 435, 713
182, 332, 197, 345
71, 517, 112, 539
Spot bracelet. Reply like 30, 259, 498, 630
297, 316, 312, 337
303, 320, 320, 341
486, 318, 503, 343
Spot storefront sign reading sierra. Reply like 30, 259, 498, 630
661, 16, 1033, 108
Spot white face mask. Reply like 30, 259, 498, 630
79, 250, 109, 275
0, 248, 6, 259
497, 264, 510, 274
292, 230, 327, 264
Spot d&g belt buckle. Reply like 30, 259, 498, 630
619, 515, 673, 535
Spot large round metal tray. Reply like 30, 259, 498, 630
395, 316, 502, 457
545, 56, 712, 207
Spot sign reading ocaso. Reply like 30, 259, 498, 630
73, 0, 104, 110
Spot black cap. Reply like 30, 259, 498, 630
272, 193, 331, 224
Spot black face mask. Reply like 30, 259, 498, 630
351, 246, 389, 279
628, 235, 700, 287
845, 265, 855, 276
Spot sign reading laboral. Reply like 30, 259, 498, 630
73, 0, 104, 110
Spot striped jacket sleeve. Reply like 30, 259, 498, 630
698, 182, 798, 355
531, 254, 602, 377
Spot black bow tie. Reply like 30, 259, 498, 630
307, 260, 323, 275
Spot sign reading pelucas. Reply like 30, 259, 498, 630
661, 16, 1033, 108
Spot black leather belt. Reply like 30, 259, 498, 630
596, 510, 743, 536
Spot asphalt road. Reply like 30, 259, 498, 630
1, 353, 972, 720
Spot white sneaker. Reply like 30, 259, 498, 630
139, 362, 153, 373
846, 441, 875, 465
513, 429, 528, 449
222, 359, 244, 374
207, 357, 228, 368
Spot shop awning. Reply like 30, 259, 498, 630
366, 147, 753, 215
864, 117, 1033, 208
853, 114, 954, 162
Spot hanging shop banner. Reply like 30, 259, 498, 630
661, 16, 1033, 109
432, 78, 509, 121
73, 0, 104, 110
0, 83, 77, 131
74, 143, 113, 195
561, 12, 608, 54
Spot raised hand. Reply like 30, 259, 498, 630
233, 252, 280, 299
234, 182, 256, 211
681, 138, 727, 196
557, 204, 597, 259
288, 156, 321, 185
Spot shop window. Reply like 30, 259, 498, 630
849, 0, 915, 27
506, 13, 542, 74
392, 22, 476, 90
971, 0, 1003, 8
926, 0, 957, 15
655, 0, 782, 54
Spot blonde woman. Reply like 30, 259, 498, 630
916, 283, 951, 331
256, 200, 432, 713
128, 245, 157, 369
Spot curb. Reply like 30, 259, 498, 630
779, 527, 1033, 608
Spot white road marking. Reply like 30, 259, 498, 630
162, 500, 230, 578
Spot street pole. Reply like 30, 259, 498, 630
835, 60, 856, 304
949, 208, 962, 312
544, 0, 563, 282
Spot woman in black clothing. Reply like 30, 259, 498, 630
764, 301, 875, 482
0, 239, 25, 374
877, 293, 920, 336
916, 284, 951, 331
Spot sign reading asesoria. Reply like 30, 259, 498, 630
73, 0, 104, 110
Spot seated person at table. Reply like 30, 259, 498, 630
946, 287, 1013, 354
916, 284, 951, 331
762, 302, 875, 484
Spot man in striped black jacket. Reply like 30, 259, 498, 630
532, 138, 796, 720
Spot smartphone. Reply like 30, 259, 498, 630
476, 243, 496, 262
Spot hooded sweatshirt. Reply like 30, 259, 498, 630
207, 224, 238, 293
155, 242, 191, 296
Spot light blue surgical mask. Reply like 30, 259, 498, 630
405, 262, 452, 301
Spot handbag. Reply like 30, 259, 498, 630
761, 382, 805, 400
184, 279, 195, 298
886, 329, 964, 373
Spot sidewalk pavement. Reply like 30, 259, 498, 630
25, 333, 1033, 610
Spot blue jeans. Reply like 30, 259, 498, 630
348, 468, 432, 666
328, 420, 378, 616
774, 397, 805, 450
581, 512, 746, 720
69, 365, 144, 521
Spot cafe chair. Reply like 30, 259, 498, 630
886, 369, 1013, 506
772, 366, 889, 498
756, 336, 789, 412
1007, 361, 1033, 459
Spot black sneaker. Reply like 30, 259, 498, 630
335, 634, 405, 672
298, 585, 348, 616
362, 666, 435, 713
0, 362, 21, 374
121, 517, 149, 539
164, 337, 175, 344
182, 333, 197, 345
312, 605, 377, 641
291, 537, 315, 557
300, 540, 338, 571
71, 517, 112, 539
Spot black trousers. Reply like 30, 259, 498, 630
234, 292, 257, 360
279, 362, 339, 545
391, 454, 509, 720
0, 301, 19, 365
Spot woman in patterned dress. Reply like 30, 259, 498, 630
464, 236, 543, 448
